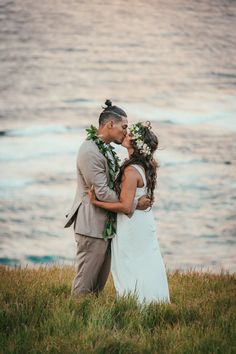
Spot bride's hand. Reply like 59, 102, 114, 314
88, 185, 96, 203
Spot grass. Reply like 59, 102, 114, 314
0, 266, 235, 354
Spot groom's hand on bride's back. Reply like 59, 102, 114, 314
137, 195, 151, 210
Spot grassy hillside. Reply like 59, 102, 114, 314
0, 266, 235, 354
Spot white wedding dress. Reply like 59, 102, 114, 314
111, 164, 170, 304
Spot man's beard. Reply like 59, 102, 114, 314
113, 139, 122, 145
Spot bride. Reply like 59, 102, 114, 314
88, 121, 170, 304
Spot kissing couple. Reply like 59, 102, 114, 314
65, 100, 170, 304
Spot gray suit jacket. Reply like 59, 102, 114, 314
64, 139, 120, 238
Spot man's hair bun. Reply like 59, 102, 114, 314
105, 99, 112, 107
99, 99, 127, 125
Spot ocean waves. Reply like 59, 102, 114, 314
0, 124, 82, 138
0, 0, 236, 271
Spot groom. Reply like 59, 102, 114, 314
64, 100, 150, 296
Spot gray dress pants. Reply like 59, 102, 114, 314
71, 233, 111, 296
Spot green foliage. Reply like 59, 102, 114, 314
0, 266, 235, 354
86, 125, 120, 240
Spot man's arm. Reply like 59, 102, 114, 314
78, 148, 118, 202
137, 195, 151, 210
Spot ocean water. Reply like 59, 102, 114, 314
0, 0, 235, 272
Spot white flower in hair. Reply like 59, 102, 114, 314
136, 139, 143, 148
132, 134, 140, 140
129, 122, 152, 158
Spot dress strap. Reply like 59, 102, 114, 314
131, 164, 147, 186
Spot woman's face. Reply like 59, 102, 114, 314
122, 133, 133, 149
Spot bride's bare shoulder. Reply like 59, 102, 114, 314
123, 165, 138, 173
122, 165, 142, 181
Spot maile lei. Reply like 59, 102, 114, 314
86, 125, 120, 240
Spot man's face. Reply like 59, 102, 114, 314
110, 117, 128, 144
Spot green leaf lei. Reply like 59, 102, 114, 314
86, 125, 120, 240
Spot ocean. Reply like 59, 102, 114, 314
0, 0, 235, 272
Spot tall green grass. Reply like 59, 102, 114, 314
0, 266, 235, 353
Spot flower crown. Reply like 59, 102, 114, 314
129, 121, 152, 158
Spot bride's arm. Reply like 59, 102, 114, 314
88, 166, 138, 214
